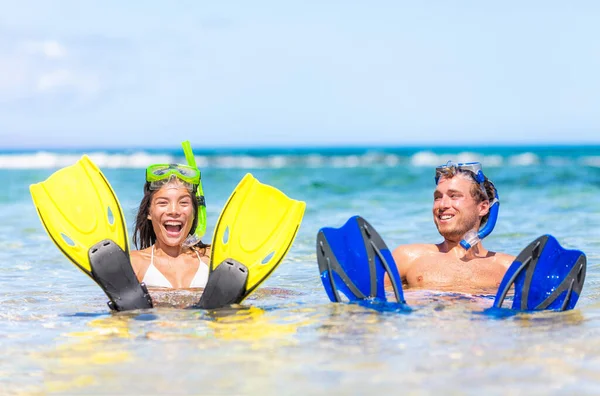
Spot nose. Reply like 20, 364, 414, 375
438, 194, 451, 209
166, 201, 181, 215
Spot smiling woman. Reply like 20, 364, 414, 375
129, 163, 210, 291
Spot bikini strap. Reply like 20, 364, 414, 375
191, 247, 209, 267
190, 247, 201, 263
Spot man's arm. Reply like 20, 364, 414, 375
391, 244, 421, 284
494, 251, 516, 269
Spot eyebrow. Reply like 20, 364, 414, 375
434, 188, 463, 196
152, 194, 192, 201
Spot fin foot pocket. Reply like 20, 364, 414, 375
196, 259, 249, 310
493, 235, 586, 312
89, 239, 153, 311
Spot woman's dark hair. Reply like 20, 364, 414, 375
133, 182, 209, 251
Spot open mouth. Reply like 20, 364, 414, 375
164, 221, 183, 235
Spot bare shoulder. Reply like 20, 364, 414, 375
130, 248, 151, 276
129, 248, 147, 262
392, 243, 437, 277
491, 251, 516, 269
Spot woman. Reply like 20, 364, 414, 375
130, 163, 210, 291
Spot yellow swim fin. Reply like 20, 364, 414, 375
198, 173, 305, 309
30, 155, 152, 311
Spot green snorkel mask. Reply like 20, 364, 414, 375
181, 140, 207, 246
146, 164, 200, 192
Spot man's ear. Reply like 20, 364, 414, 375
478, 200, 490, 217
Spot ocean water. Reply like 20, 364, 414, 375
1, 145, 600, 395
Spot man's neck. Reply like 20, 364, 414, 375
438, 239, 488, 259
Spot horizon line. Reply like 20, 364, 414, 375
2, 141, 600, 152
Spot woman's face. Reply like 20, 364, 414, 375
147, 184, 195, 247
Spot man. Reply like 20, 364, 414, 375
392, 161, 515, 294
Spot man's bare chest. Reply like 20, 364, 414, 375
403, 255, 505, 291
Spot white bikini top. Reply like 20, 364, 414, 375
142, 245, 209, 288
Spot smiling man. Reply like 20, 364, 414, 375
392, 161, 515, 294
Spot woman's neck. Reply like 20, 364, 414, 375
153, 241, 186, 258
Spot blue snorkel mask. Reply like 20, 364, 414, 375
434, 161, 500, 250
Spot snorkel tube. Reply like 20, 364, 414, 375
182, 140, 207, 247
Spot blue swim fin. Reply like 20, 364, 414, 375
493, 235, 586, 311
316, 216, 405, 304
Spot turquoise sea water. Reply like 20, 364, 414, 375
2, 145, 600, 395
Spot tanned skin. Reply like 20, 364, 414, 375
390, 174, 514, 295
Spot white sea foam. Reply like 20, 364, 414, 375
0, 149, 585, 169
384, 154, 401, 166
580, 156, 600, 167
306, 154, 325, 167
409, 151, 504, 167
88, 152, 175, 168
508, 152, 540, 166
0, 152, 177, 169
546, 156, 573, 166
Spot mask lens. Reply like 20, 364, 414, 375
179, 167, 197, 177
153, 167, 170, 176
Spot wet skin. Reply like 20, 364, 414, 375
389, 175, 515, 294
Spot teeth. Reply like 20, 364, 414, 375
440, 215, 453, 220
164, 221, 182, 226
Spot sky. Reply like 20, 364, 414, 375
0, 1, 599, 149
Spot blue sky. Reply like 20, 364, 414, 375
1, 1, 599, 148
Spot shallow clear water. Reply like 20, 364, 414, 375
1, 146, 600, 395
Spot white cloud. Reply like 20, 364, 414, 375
21, 40, 67, 58
37, 69, 100, 94
37, 69, 70, 90
0, 38, 101, 101
42, 40, 66, 58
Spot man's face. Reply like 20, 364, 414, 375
432, 175, 489, 242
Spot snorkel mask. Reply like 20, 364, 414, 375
146, 164, 200, 192
434, 161, 500, 250
145, 141, 207, 247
